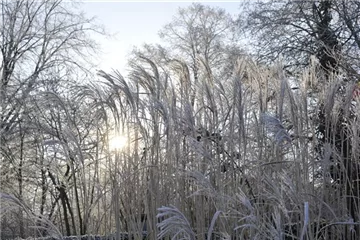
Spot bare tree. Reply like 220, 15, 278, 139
239, 0, 360, 77
159, 3, 240, 106
0, 0, 102, 237
0, 0, 99, 138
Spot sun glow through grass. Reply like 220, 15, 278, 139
109, 135, 127, 150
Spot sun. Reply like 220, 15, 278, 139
109, 135, 127, 150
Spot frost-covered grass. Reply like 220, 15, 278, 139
2, 57, 360, 240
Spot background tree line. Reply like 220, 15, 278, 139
1, 0, 360, 239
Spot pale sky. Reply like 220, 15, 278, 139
80, 1, 241, 74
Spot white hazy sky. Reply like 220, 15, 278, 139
80, 1, 241, 74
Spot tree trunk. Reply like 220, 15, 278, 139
18, 124, 25, 238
